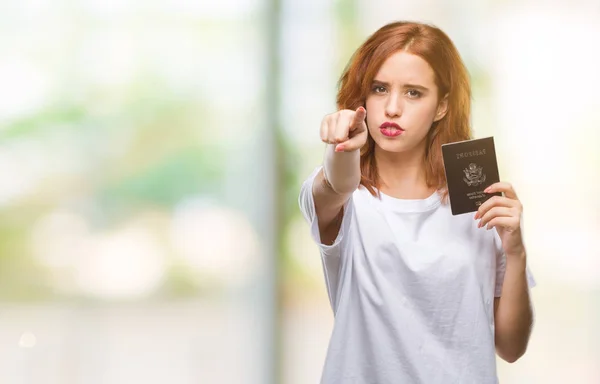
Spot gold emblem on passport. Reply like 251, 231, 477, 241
463, 163, 486, 187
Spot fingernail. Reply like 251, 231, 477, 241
484, 187, 491, 193
335, 145, 344, 152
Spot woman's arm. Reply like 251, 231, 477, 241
493, 250, 533, 363
475, 182, 534, 363
314, 107, 367, 245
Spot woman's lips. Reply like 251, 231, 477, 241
379, 122, 404, 137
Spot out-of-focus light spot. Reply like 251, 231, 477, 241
0, 57, 49, 121
75, 227, 167, 299
31, 210, 169, 299
78, 31, 137, 88
18, 332, 37, 348
170, 199, 260, 285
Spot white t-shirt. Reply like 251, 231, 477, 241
298, 166, 536, 384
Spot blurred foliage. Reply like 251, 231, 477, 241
0, 75, 229, 300
0, 217, 55, 301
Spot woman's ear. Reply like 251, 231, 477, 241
434, 94, 449, 122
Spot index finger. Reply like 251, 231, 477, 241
349, 107, 366, 131
484, 182, 518, 200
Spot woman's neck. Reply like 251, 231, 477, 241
374, 143, 435, 199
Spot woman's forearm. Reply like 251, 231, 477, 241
323, 144, 361, 194
494, 250, 534, 363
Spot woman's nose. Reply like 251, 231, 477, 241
385, 93, 402, 118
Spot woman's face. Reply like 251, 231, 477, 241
365, 51, 448, 154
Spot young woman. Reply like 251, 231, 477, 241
298, 21, 536, 383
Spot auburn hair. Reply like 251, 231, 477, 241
336, 21, 472, 202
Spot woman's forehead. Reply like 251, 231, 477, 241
375, 51, 436, 85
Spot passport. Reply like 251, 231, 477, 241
441, 136, 502, 215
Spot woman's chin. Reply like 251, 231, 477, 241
373, 140, 408, 153
373, 137, 425, 155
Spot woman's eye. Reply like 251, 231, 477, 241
373, 86, 386, 93
407, 89, 421, 98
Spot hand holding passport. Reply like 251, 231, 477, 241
442, 137, 502, 215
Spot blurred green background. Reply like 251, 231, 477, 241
0, 0, 598, 383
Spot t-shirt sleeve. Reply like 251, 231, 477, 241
494, 228, 537, 297
297, 166, 354, 258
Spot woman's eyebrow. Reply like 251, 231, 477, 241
372, 79, 429, 91
404, 83, 429, 91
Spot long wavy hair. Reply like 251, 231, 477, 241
337, 21, 472, 201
